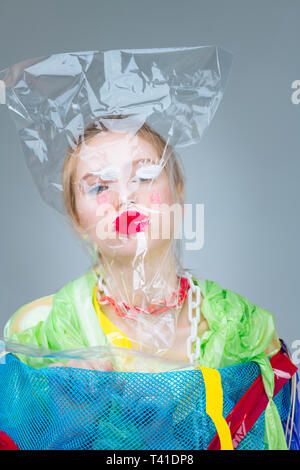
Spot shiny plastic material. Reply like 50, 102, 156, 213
4, 270, 280, 368
0, 341, 297, 450
2, 46, 297, 450
0, 47, 232, 213
3, 269, 291, 449
0, 46, 232, 356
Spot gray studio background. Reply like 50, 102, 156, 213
0, 0, 299, 354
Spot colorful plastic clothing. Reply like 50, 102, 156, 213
3, 269, 300, 449
0, 47, 299, 450
4, 269, 280, 364
0, 346, 297, 450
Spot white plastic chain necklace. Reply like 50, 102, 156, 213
185, 272, 201, 364
97, 271, 201, 365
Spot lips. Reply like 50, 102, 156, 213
115, 210, 149, 235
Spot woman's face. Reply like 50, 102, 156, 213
74, 131, 182, 259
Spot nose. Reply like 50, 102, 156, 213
117, 194, 137, 212
109, 181, 138, 212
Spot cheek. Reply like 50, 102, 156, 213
96, 191, 109, 205
151, 181, 174, 206
150, 189, 162, 204
147, 172, 173, 206
76, 196, 98, 228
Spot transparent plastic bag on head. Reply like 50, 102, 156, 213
0, 46, 233, 358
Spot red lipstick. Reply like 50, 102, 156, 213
115, 210, 149, 235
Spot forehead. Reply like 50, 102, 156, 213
75, 131, 159, 180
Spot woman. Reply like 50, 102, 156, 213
1, 47, 298, 450
3, 115, 281, 370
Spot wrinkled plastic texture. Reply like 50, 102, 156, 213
1, 46, 296, 450
2, 322, 298, 452
0, 46, 233, 355
4, 270, 280, 368
3, 270, 292, 449
280, 340, 300, 450
0, 343, 294, 450
0, 46, 233, 213
1, 338, 194, 373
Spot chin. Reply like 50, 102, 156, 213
96, 233, 168, 260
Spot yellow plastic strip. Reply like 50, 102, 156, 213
92, 285, 133, 349
93, 284, 232, 449
197, 366, 234, 450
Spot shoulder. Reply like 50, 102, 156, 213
4, 269, 98, 337
4, 294, 54, 337
55, 268, 98, 300
194, 277, 274, 323
192, 276, 281, 359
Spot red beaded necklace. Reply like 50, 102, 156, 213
97, 276, 190, 318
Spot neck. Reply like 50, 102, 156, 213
95, 240, 181, 308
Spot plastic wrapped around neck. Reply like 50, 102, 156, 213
0, 46, 233, 358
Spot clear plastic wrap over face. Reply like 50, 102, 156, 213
0, 46, 232, 360
74, 124, 188, 355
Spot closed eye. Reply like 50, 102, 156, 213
134, 164, 162, 182
135, 177, 152, 182
88, 185, 108, 195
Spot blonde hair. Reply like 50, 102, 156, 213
62, 114, 185, 231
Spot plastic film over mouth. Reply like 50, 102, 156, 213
0, 46, 233, 357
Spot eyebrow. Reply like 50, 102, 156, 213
81, 157, 159, 181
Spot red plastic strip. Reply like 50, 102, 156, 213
207, 349, 298, 450
0, 430, 20, 450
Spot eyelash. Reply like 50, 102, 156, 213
88, 185, 108, 195
90, 177, 152, 192
133, 176, 153, 183
87, 174, 156, 196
